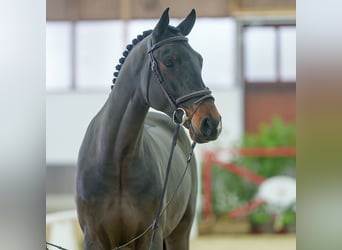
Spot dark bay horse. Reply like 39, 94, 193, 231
76, 8, 222, 250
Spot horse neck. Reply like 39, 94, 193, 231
99, 42, 150, 163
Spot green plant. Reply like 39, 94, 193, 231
208, 116, 296, 219
211, 165, 255, 215
281, 205, 296, 226
234, 117, 296, 178
248, 205, 272, 225
243, 117, 296, 147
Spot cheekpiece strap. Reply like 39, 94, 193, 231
147, 36, 214, 118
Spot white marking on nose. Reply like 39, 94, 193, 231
217, 119, 222, 134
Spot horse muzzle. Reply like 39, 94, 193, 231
189, 116, 222, 143
185, 99, 222, 143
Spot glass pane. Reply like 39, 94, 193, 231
188, 18, 236, 88
280, 27, 296, 81
46, 22, 72, 91
75, 21, 124, 90
244, 26, 276, 82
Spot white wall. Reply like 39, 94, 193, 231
47, 93, 106, 165
46, 86, 243, 166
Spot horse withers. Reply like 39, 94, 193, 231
76, 8, 222, 250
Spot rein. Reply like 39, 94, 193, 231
47, 35, 211, 250
116, 35, 212, 250
46, 136, 196, 250
114, 128, 196, 250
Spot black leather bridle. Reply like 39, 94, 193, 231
147, 36, 214, 125
46, 36, 216, 250
113, 36, 215, 250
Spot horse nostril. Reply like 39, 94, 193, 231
200, 117, 217, 137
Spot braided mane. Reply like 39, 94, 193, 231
111, 26, 183, 90
111, 30, 153, 90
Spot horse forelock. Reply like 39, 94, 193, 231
167, 25, 182, 36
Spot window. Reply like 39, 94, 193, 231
46, 18, 237, 92
46, 22, 72, 91
75, 21, 124, 90
244, 26, 276, 82
243, 24, 296, 83
280, 27, 296, 81
188, 18, 236, 88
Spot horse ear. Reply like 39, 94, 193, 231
152, 8, 170, 40
177, 9, 196, 36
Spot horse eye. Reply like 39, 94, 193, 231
165, 59, 174, 68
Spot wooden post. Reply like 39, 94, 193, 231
202, 151, 214, 220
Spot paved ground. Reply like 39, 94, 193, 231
190, 234, 296, 250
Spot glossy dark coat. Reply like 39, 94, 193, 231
76, 8, 222, 250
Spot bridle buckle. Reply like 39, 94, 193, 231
173, 108, 188, 125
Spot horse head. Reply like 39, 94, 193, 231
146, 8, 222, 143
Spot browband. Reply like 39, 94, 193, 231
147, 36, 188, 53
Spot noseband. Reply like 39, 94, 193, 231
147, 36, 214, 125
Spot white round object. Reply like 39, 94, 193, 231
256, 176, 296, 211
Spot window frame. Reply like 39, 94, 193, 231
237, 18, 296, 87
